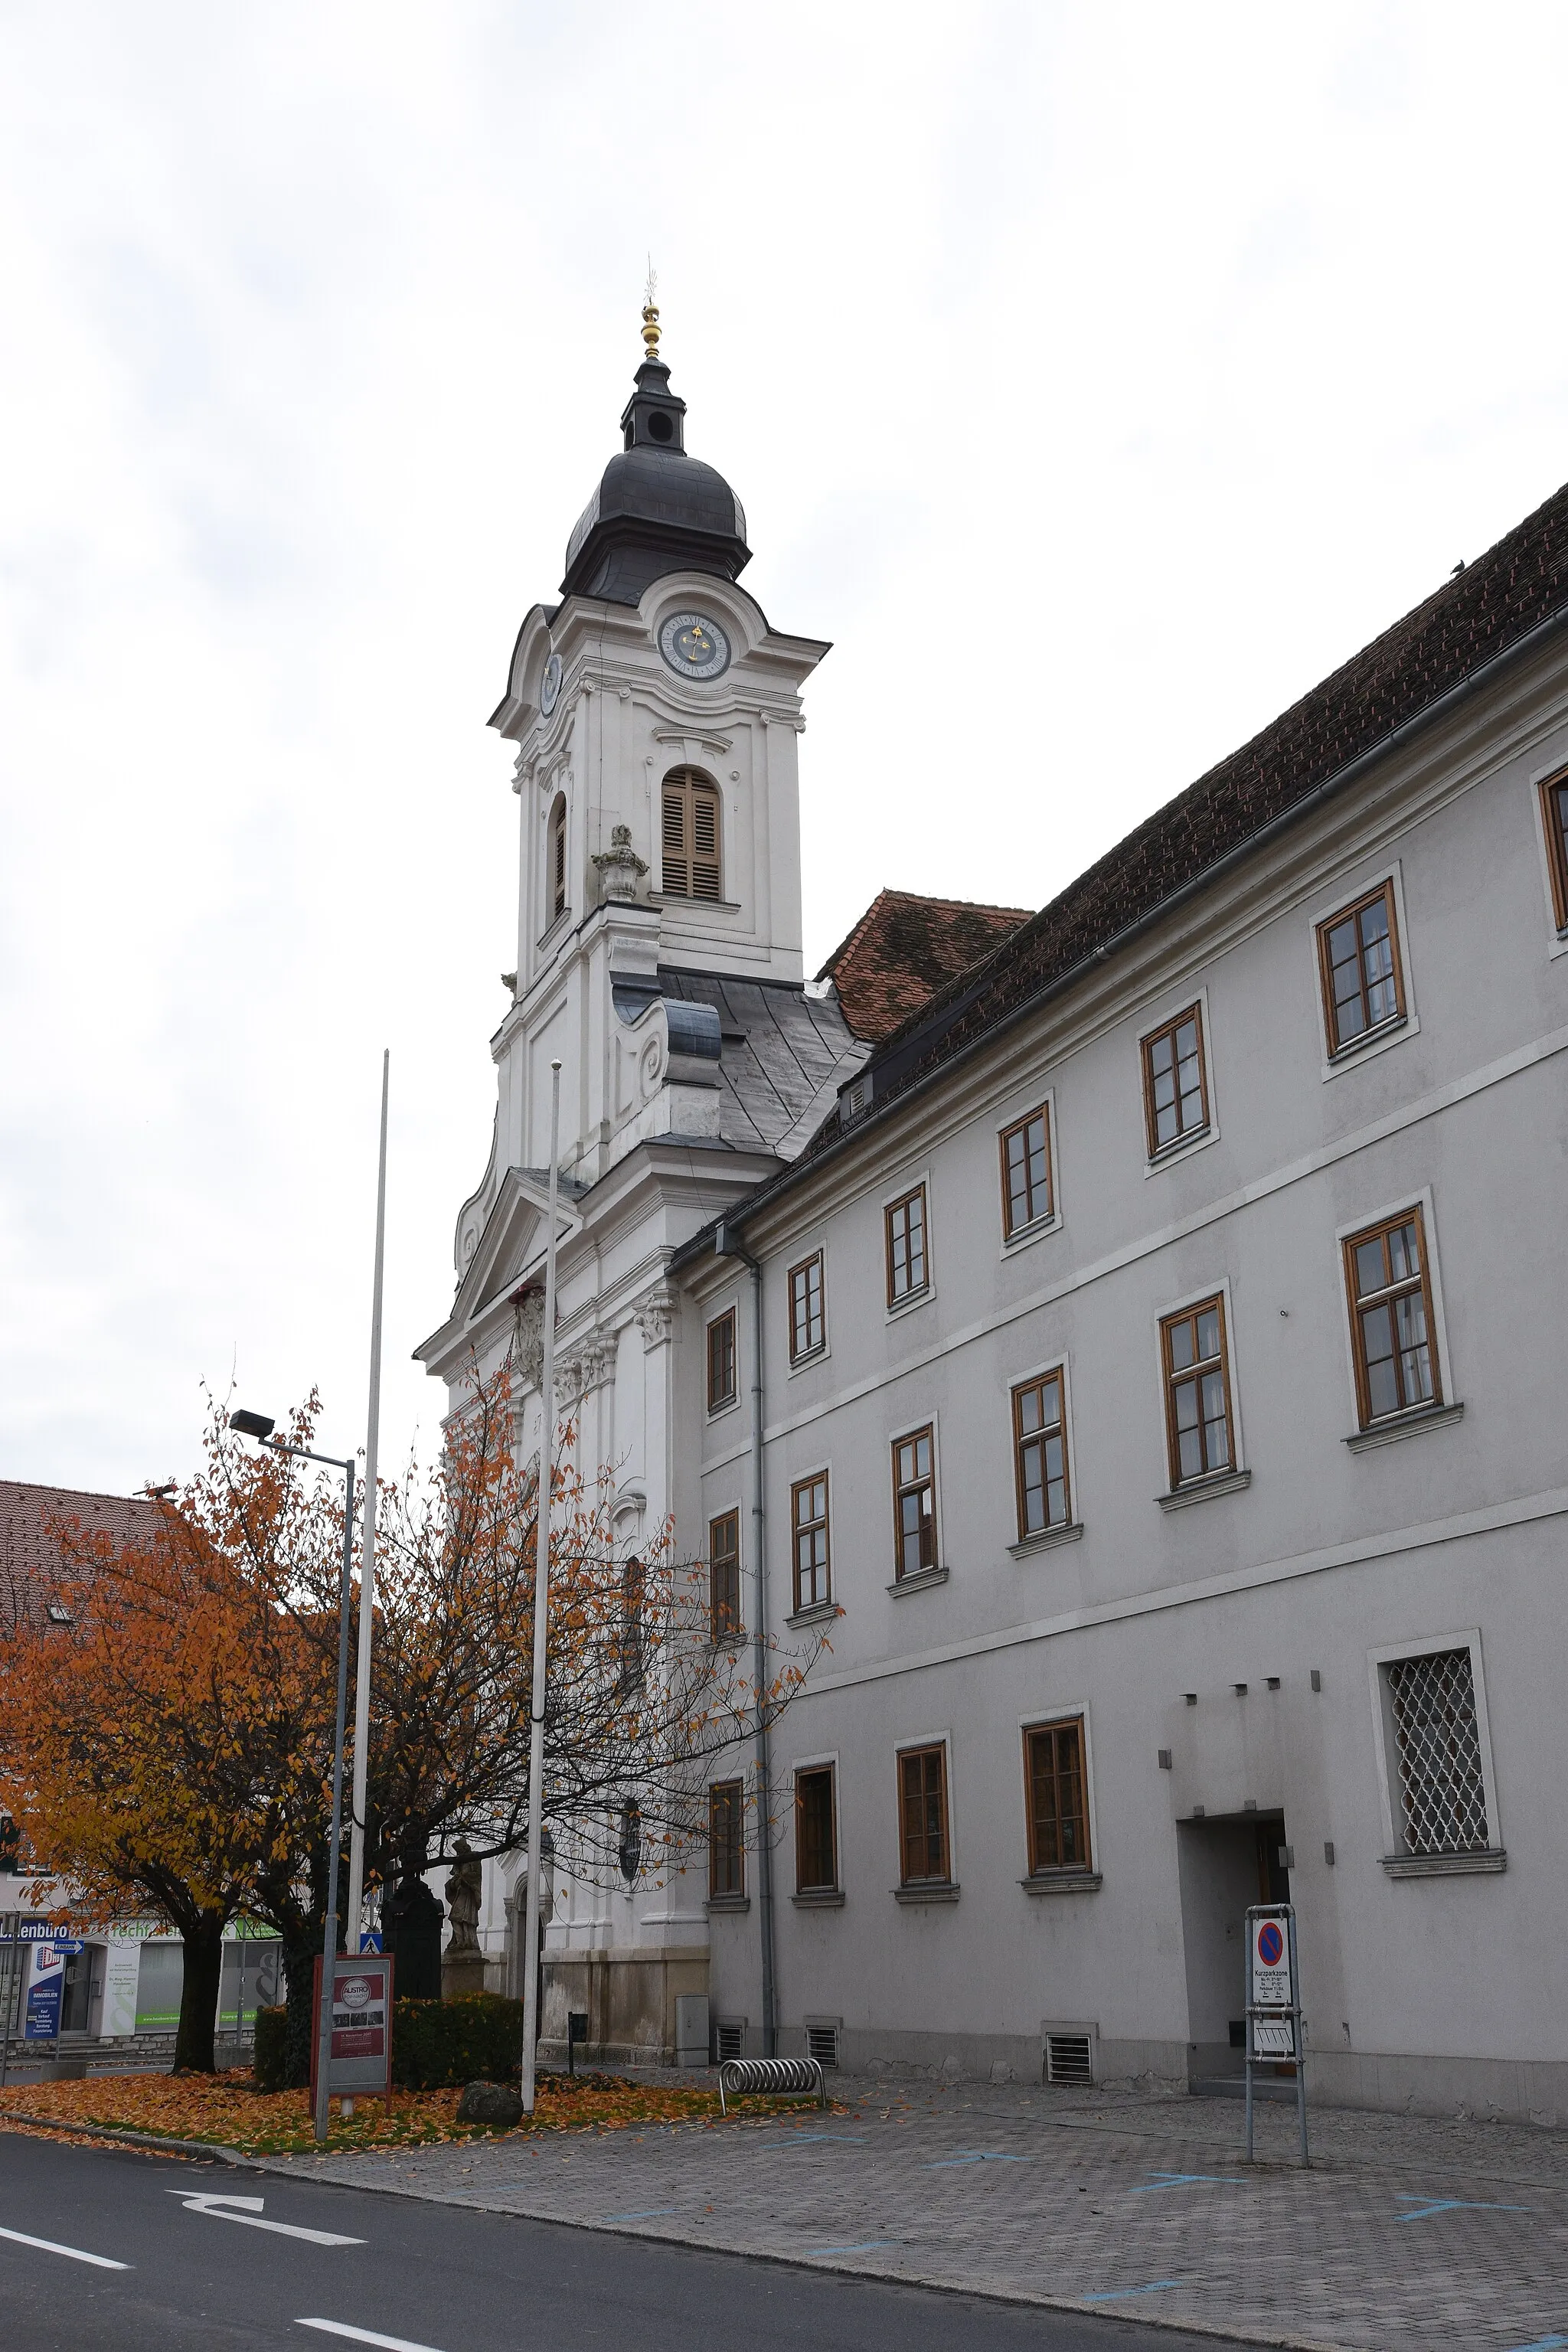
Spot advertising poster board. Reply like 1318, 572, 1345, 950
309, 1952, 394, 2099
24, 1943, 66, 2039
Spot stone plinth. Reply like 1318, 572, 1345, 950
441, 1952, 488, 2001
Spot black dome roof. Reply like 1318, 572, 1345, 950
560, 357, 750, 606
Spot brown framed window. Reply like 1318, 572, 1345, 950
1012, 1370, 1070, 1536
885, 1183, 929, 1306
1344, 1207, 1440, 1426
897, 1744, 950, 1884
550, 793, 567, 920
1317, 880, 1405, 1054
661, 766, 722, 900
709, 1508, 741, 1640
1142, 1005, 1209, 1155
1024, 1719, 1090, 1875
795, 1766, 837, 1890
788, 1252, 825, 1362
706, 1307, 737, 1413
1000, 1106, 1054, 1238
891, 1426, 936, 1579
708, 1780, 744, 1899
791, 1472, 831, 1611
1540, 769, 1568, 932
1160, 1295, 1234, 1487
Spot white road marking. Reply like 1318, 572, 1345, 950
0, 2222, 131, 2269
167, 2190, 364, 2246
296, 2321, 446, 2350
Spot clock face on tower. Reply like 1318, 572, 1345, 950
658, 610, 732, 681
539, 650, 564, 717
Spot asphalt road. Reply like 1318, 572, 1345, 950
0, 2132, 1246, 2352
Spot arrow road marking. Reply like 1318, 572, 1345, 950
1393, 2193, 1534, 2222
168, 2190, 364, 2246
298, 2325, 446, 2350
0, 2223, 131, 2269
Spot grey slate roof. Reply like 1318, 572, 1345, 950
657, 968, 866, 1159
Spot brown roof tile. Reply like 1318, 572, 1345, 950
0, 1480, 159, 1632
818, 889, 1031, 1042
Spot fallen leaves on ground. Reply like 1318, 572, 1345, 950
0, 2069, 822, 2157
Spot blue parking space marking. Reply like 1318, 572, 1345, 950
807, 2239, 893, 2256
1394, 2194, 1534, 2222
1504, 2336, 1568, 2350
925, 2149, 1031, 2167
1082, 2281, 1181, 2303
1129, 2171, 1244, 2194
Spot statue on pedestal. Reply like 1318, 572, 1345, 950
441, 1838, 488, 2000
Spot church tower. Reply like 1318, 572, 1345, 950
416, 304, 865, 2053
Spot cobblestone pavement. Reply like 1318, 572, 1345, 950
263, 2076, 1568, 2350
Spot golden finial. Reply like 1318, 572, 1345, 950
641, 257, 661, 364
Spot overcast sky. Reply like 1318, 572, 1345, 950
4, 2, 1566, 1498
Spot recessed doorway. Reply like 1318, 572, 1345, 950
1176, 1811, 1290, 2085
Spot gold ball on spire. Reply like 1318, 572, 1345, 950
641, 300, 661, 363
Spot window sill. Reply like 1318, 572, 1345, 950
786, 1600, 838, 1631
887, 1565, 949, 1596
893, 1883, 960, 1905
1021, 1871, 1102, 1896
1001, 1214, 1061, 1257
1381, 1847, 1506, 1879
706, 1396, 741, 1424
1158, 1468, 1252, 1512
536, 907, 573, 952
1345, 1401, 1464, 1452
706, 1894, 751, 1913
885, 1286, 933, 1322
1145, 1125, 1212, 1169
1327, 1013, 1407, 1066
648, 894, 743, 915
792, 1888, 845, 1908
787, 1346, 829, 1377
1008, 1521, 1085, 1560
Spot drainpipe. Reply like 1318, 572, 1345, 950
714, 1220, 776, 2059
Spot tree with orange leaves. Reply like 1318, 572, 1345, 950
0, 1361, 828, 2079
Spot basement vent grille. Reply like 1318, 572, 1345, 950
714, 2020, 745, 2063
806, 2024, 839, 2069
1044, 2032, 1092, 2087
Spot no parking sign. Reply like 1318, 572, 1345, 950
1250, 1912, 1293, 2007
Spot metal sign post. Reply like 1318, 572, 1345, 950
1244, 1902, 1308, 2166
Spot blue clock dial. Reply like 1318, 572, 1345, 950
539, 650, 564, 717
658, 610, 731, 680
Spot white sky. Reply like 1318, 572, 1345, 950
5, 2, 1566, 1496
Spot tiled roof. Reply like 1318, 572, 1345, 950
824, 475, 1568, 1135
0, 1480, 158, 1629
657, 969, 867, 1158
818, 890, 1031, 1042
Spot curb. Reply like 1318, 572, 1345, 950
0, 2113, 263, 2165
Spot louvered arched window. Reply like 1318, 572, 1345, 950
549, 793, 567, 922
661, 768, 722, 901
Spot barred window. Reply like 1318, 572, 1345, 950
1141, 1006, 1209, 1155
789, 1252, 825, 1362
1344, 1208, 1439, 1425
1540, 768, 1568, 932
1000, 1106, 1054, 1237
1318, 880, 1405, 1054
1383, 1649, 1490, 1855
1159, 1295, 1234, 1486
795, 1766, 837, 1891
706, 1307, 737, 1413
662, 767, 722, 900
709, 1781, 744, 1899
891, 1425, 936, 1579
898, 1744, 950, 1884
1012, 1370, 1070, 1536
709, 1508, 741, 1641
791, 1473, 830, 1611
1024, 1719, 1089, 1874
885, 1184, 929, 1305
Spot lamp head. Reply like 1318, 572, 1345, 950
228, 1409, 276, 1440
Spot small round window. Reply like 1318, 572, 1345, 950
646, 412, 674, 443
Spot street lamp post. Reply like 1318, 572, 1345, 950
229, 1406, 356, 2145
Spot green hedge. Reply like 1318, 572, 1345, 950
391, 1994, 526, 2090
250, 1990, 524, 2095
253, 2004, 289, 2094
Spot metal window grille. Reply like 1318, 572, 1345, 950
714, 2020, 745, 2063
1044, 2032, 1093, 2086
805, 2024, 839, 2069
1386, 1648, 1489, 1854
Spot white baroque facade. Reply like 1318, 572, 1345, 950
423, 325, 1568, 2116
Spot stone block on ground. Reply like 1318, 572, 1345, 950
456, 2079, 522, 2128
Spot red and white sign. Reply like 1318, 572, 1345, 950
1249, 1913, 1294, 2008
310, 1952, 394, 2097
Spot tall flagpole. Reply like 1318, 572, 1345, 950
521, 1058, 562, 2115
346, 1049, 390, 1958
